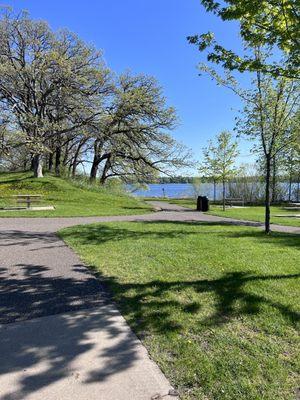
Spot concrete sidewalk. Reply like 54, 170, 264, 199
0, 308, 173, 400
0, 215, 176, 400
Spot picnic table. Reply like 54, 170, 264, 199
12, 194, 43, 209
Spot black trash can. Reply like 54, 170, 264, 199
197, 196, 209, 212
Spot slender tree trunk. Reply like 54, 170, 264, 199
265, 155, 271, 234
222, 179, 226, 211
72, 139, 87, 178
55, 147, 61, 176
213, 179, 216, 203
33, 154, 43, 178
288, 172, 292, 202
271, 157, 277, 204
297, 175, 300, 203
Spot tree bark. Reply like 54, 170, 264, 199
33, 154, 43, 178
49, 153, 53, 172
90, 154, 101, 181
30, 155, 34, 171
271, 157, 277, 204
288, 172, 292, 202
90, 139, 106, 181
265, 155, 271, 234
222, 179, 226, 211
55, 147, 61, 176
100, 156, 111, 185
213, 179, 216, 203
71, 139, 87, 178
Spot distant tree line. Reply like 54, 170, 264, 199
0, 8, 191, 182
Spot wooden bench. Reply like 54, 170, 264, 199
225, 197, 245, 207
12, 194, 43, 209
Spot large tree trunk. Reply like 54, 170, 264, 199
55, 146, 61, 176
265, 155, 271, 234
49, 152, 54, 172
71, 161, 77, 178
90, 139, 104, 181
90, 154, 101, 181
222, 179, 226, 211
33, 154, 43, 178
30, 155, 34, 171
100, 157, 111, 185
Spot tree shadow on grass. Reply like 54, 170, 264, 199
60, 221, 300, 333
98, 271, 300, 336
60, 220, 300, 250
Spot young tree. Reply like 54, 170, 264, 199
199, 131, 239, 210
237, 72, 299, 232
196, 43, 299, 233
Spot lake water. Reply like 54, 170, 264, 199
128, 183, 221, 199
127, 182, 299, 201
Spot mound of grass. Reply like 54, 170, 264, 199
60, 221, 300, 400
0, 171, 152, 217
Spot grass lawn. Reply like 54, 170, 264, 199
60, 221, 300, 400
0, 171, 152, 217
165, 198, 300, 227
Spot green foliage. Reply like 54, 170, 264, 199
189, 0, 300, 78
199, 131, 239, 183
60, 221, 300, 399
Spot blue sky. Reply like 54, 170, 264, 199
4, 0, 254, 171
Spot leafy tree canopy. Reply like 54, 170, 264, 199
188, 0, 299, 78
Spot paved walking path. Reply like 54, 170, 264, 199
0, 202, 298, 400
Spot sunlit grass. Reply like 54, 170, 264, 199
166, 198, 300, 227
60, 221, 300, 400
0, 171, 152, 217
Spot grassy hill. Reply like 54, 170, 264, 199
0, 172, 152, 217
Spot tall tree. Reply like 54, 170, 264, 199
89, 73, 190, 183
199, 131, 239, 210
0, 8, 110, 177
